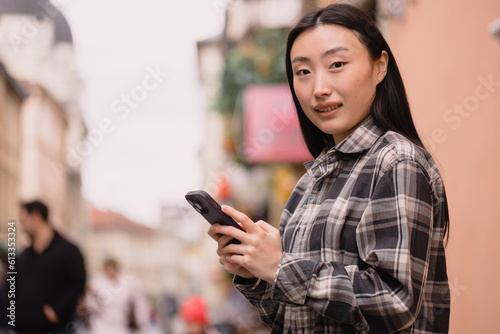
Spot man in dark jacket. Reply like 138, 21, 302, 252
17, 200, 86, 334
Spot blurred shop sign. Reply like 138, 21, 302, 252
242, 84, 312, 164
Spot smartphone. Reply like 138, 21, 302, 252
185, 190, 244, 232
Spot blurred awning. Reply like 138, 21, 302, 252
242, 84, 312, 164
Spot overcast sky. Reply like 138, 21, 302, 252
61, 1, 226, 225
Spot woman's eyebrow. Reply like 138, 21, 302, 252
322, 46, 349, 57
291, 46, 350, 64
291, 56, 310, 64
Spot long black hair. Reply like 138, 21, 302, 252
285, 3, 449, 243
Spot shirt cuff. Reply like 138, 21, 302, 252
233, 275, 272, 301
233, 275, 261, 289
271, 252, 316, 306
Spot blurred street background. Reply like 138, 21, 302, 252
0, 0, 499, 333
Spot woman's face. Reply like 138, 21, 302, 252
290, 24, 387, 144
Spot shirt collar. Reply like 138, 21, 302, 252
305, 117, 385, 172
334, 116, 385, 154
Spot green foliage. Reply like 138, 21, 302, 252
216, 28, 288, 115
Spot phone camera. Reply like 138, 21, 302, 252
188, 198, 208, 215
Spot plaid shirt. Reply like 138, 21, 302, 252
234, 117, 450, 333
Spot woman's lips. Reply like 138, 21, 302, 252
314, 102, 343, 114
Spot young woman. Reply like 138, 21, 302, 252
208, 3, 450, 333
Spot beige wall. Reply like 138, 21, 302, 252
20, 86, 69, 233
386, 1, 500, 332
0, 72, 22, 235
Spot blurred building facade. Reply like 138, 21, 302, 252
0, 64, 23, 232
197, 0, 500, 333
0, 1, 86, 243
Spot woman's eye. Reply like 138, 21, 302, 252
296, 69, 310, 76
331, 62, 343, 69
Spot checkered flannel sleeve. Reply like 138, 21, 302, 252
233, 276, 279, 327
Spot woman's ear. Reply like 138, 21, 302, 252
376, 50, 389, 83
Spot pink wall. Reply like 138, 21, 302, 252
387, 1, 500, 332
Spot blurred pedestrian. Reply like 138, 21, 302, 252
208, 3, 450, 333
86, 258, 150, 334
17, 200, 86, 334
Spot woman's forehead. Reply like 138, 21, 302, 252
291, 24, 366, 58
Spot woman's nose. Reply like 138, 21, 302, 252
313, 73, 332, 97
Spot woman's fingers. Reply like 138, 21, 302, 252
207, 224, 221, 240
221, 205, 259, 234
213, 223, 248, 243
217, 235, 236, 253
219, 255, 255, 279
225, 220, 283, 283
216, 238, 255, 279
208, 223, 241, 244
255, 220, 276, 233
208, 205, 282, 282
209, 205, 261, 244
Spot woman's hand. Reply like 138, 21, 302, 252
208, 205, 283, 283
208, 222, 255, 279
